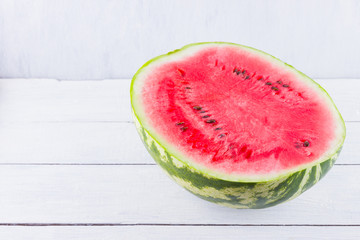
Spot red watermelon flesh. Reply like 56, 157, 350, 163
135, 43, 343, 180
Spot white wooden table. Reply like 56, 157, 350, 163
0, 78, 359, 239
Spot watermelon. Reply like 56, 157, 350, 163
130, 42, 346, 209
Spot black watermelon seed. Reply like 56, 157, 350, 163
283, 84, 289, 88
242, 70, 246, 74
176, 122, 184, 125
200, 111, 206, 113
218, 134, 226, 138
215, 127, 222, 131
206, 119, 216, 123
236, 70, 241, 75
233, 68, 238, 73
185, 87, 191, 89
180, 127, 188, 132
303, 141, 310, 147
202, 115, 210, 118
276, 80, 282, 84
193, 106, 202, 110
265, 82, 272, 85
271, 86, 279, 91
245, 76, 250, 79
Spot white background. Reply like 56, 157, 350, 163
1, 0, 360, 79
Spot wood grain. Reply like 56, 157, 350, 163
0, 165, 358, 224
0, 226, 359, 240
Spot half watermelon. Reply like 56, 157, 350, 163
130, 42, 346, 209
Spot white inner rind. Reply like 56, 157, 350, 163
131, 42, 346, 182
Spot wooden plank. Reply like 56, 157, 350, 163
0, 121, 357, 164
0, 79, 131, 122
0, 122, 149, 164
342, 122, 360, 164
0, 226, 358, 240
0, 78, 359, 122
0, 165, 358, 224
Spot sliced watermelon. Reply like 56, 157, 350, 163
131, 42, 346, 208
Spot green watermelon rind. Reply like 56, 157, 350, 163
130, 42, 346, 208
132, 111, 340, 209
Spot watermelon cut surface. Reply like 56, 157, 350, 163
131, 42, 346, 208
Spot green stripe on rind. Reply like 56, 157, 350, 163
133, 113, 341, 209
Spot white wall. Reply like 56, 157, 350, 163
0, 0, 359, 80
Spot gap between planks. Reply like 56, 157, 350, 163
0, 223, 359, 227
3, 120, 359, 123
0, 163, 356, 166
